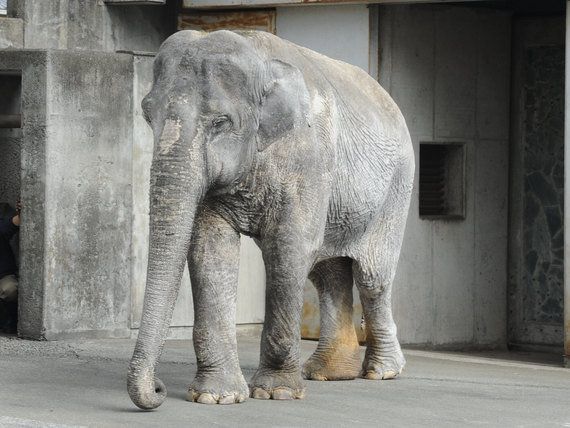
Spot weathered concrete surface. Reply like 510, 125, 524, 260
43, 50, 134, 339
0, 335, 568, 427
510, 17, 565, 350
0, 16, 23, 48
0, 50, 134, 340
378, 4, 511, 348
9, 0, 175, 52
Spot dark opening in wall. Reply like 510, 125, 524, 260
0, 71, 21, 129
419, 143, 465, 219
0, 70, 22, 248
0, 70, 21, 335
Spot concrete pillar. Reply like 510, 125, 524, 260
0, 50, 135, 339
564, 1, 570, 367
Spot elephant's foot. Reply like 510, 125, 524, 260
302, 340, 361, 381
249, 369, 305, 400
187, 371, 249, 405
361, 340, 406, 380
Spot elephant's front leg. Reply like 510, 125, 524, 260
187, 206, 248, 405
250, 239, 313, 400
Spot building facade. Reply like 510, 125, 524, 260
0, 0, 568, 365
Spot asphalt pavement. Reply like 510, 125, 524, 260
0, 334, 569, 427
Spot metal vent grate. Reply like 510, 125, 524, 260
419, 143, 465, 219
420, 145, 447, 216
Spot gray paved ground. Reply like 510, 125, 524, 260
0, 335, 569, 427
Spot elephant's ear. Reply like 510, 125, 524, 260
257, 59, 311, 152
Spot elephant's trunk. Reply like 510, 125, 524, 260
128, 120, 204, 410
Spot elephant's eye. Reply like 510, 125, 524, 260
211, 115, 232, 133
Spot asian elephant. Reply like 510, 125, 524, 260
127, 29, 414, 410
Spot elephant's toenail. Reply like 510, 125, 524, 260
218, 395, 236, 405
185, 390, 198, 402
363, 371, 382, 380
197, 393, 217, 404
272, 388, 293, 400
251, 388, 270, 399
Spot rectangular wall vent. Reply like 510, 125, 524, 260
419, 143, 465, 219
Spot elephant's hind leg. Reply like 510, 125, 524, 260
302, 257, 361, 381
186, 206, 249, 404
353, 158, 413, 380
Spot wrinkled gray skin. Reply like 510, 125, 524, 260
127, 29, 414, 410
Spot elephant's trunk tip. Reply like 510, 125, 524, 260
127, 362, 167, 410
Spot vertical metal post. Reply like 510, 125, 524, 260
564, 0, 570, 367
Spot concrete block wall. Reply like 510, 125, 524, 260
379, 4, 511, 347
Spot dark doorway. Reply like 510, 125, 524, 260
0, 70, 21, 335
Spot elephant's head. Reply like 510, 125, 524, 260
127, 30, 310, 410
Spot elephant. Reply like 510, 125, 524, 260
127, 29, 414, 410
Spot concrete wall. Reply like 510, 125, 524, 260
0, 50, 135, 339
43, 51, 134, 339
0, 16, 23, 48
8, 0, 175, 52
276, 5, 370, 71
379, 4, 511, 347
